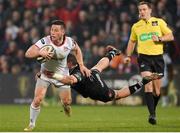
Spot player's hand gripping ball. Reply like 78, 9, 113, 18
37, 45, 55, 63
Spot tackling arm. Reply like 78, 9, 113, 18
61, 75, 78, 85
52, 73, 78, 85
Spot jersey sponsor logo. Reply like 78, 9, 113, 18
152, 21, 158, 26
139, 32, 159, 41
41, 39, 45, 44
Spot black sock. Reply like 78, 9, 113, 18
142, 77, 152, 85
105, 51, 116, 61
145, 92, 155, 115
129, 78, 151, 94
129, 82, 142, 94
153, 95, 161, 111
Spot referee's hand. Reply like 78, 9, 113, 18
152, 34, 160, 42
124, 56, 131, 64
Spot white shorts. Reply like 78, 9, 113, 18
35, 73, 70, 90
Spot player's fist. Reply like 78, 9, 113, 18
124, 56, 131, 64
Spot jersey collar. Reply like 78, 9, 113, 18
143, 17, 154, 24
50, 35, 66, 47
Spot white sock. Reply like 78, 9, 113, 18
29, 104, 40, 127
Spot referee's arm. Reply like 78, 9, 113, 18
126, 24, 137, 57
152, 32, 174, 42
124, 39, 136, 64
158, 33, 174, 42
126, 39, 136, 57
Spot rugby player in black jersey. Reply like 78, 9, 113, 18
42, 45, 162, 103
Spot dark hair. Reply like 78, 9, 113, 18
50, 20, 66, 29
138, 1, 152, 9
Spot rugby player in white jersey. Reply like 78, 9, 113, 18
24, 20, 90, 131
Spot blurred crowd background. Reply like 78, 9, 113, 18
0, 0, 180, 75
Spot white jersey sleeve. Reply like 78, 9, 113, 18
35, 36, 50, 48
70, 38, 77, 50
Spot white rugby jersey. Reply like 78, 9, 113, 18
35, 35, 76, 77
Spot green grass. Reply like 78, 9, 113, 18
0, 105, 180, 132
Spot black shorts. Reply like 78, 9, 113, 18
137, 54, 164, 75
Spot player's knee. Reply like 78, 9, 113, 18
33, 96, 43, 107
155, 91, 161, 96
144, 83, 153, 92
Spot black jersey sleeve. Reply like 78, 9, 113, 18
70, 65, 85, 82
73, 71, 83, 82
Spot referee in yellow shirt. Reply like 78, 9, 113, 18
125, 1, 174, 125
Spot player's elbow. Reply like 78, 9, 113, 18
171, 34, 174, 41
168, 33, 174, 41
25, 50, 31, 58
25, 49, 35, 58
25, 45, 39, 58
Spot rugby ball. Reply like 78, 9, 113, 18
37, 45, 55, 63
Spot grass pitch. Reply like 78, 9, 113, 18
0, 105, 180, 132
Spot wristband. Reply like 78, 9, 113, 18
158, 37, 162, 42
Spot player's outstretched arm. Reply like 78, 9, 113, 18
60, 75, 78, 85
36, 70, 81, 85
51, 73, 78, 85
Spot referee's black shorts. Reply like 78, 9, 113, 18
137, 54, 164, 75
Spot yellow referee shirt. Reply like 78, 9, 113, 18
130, 17, 172, 55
